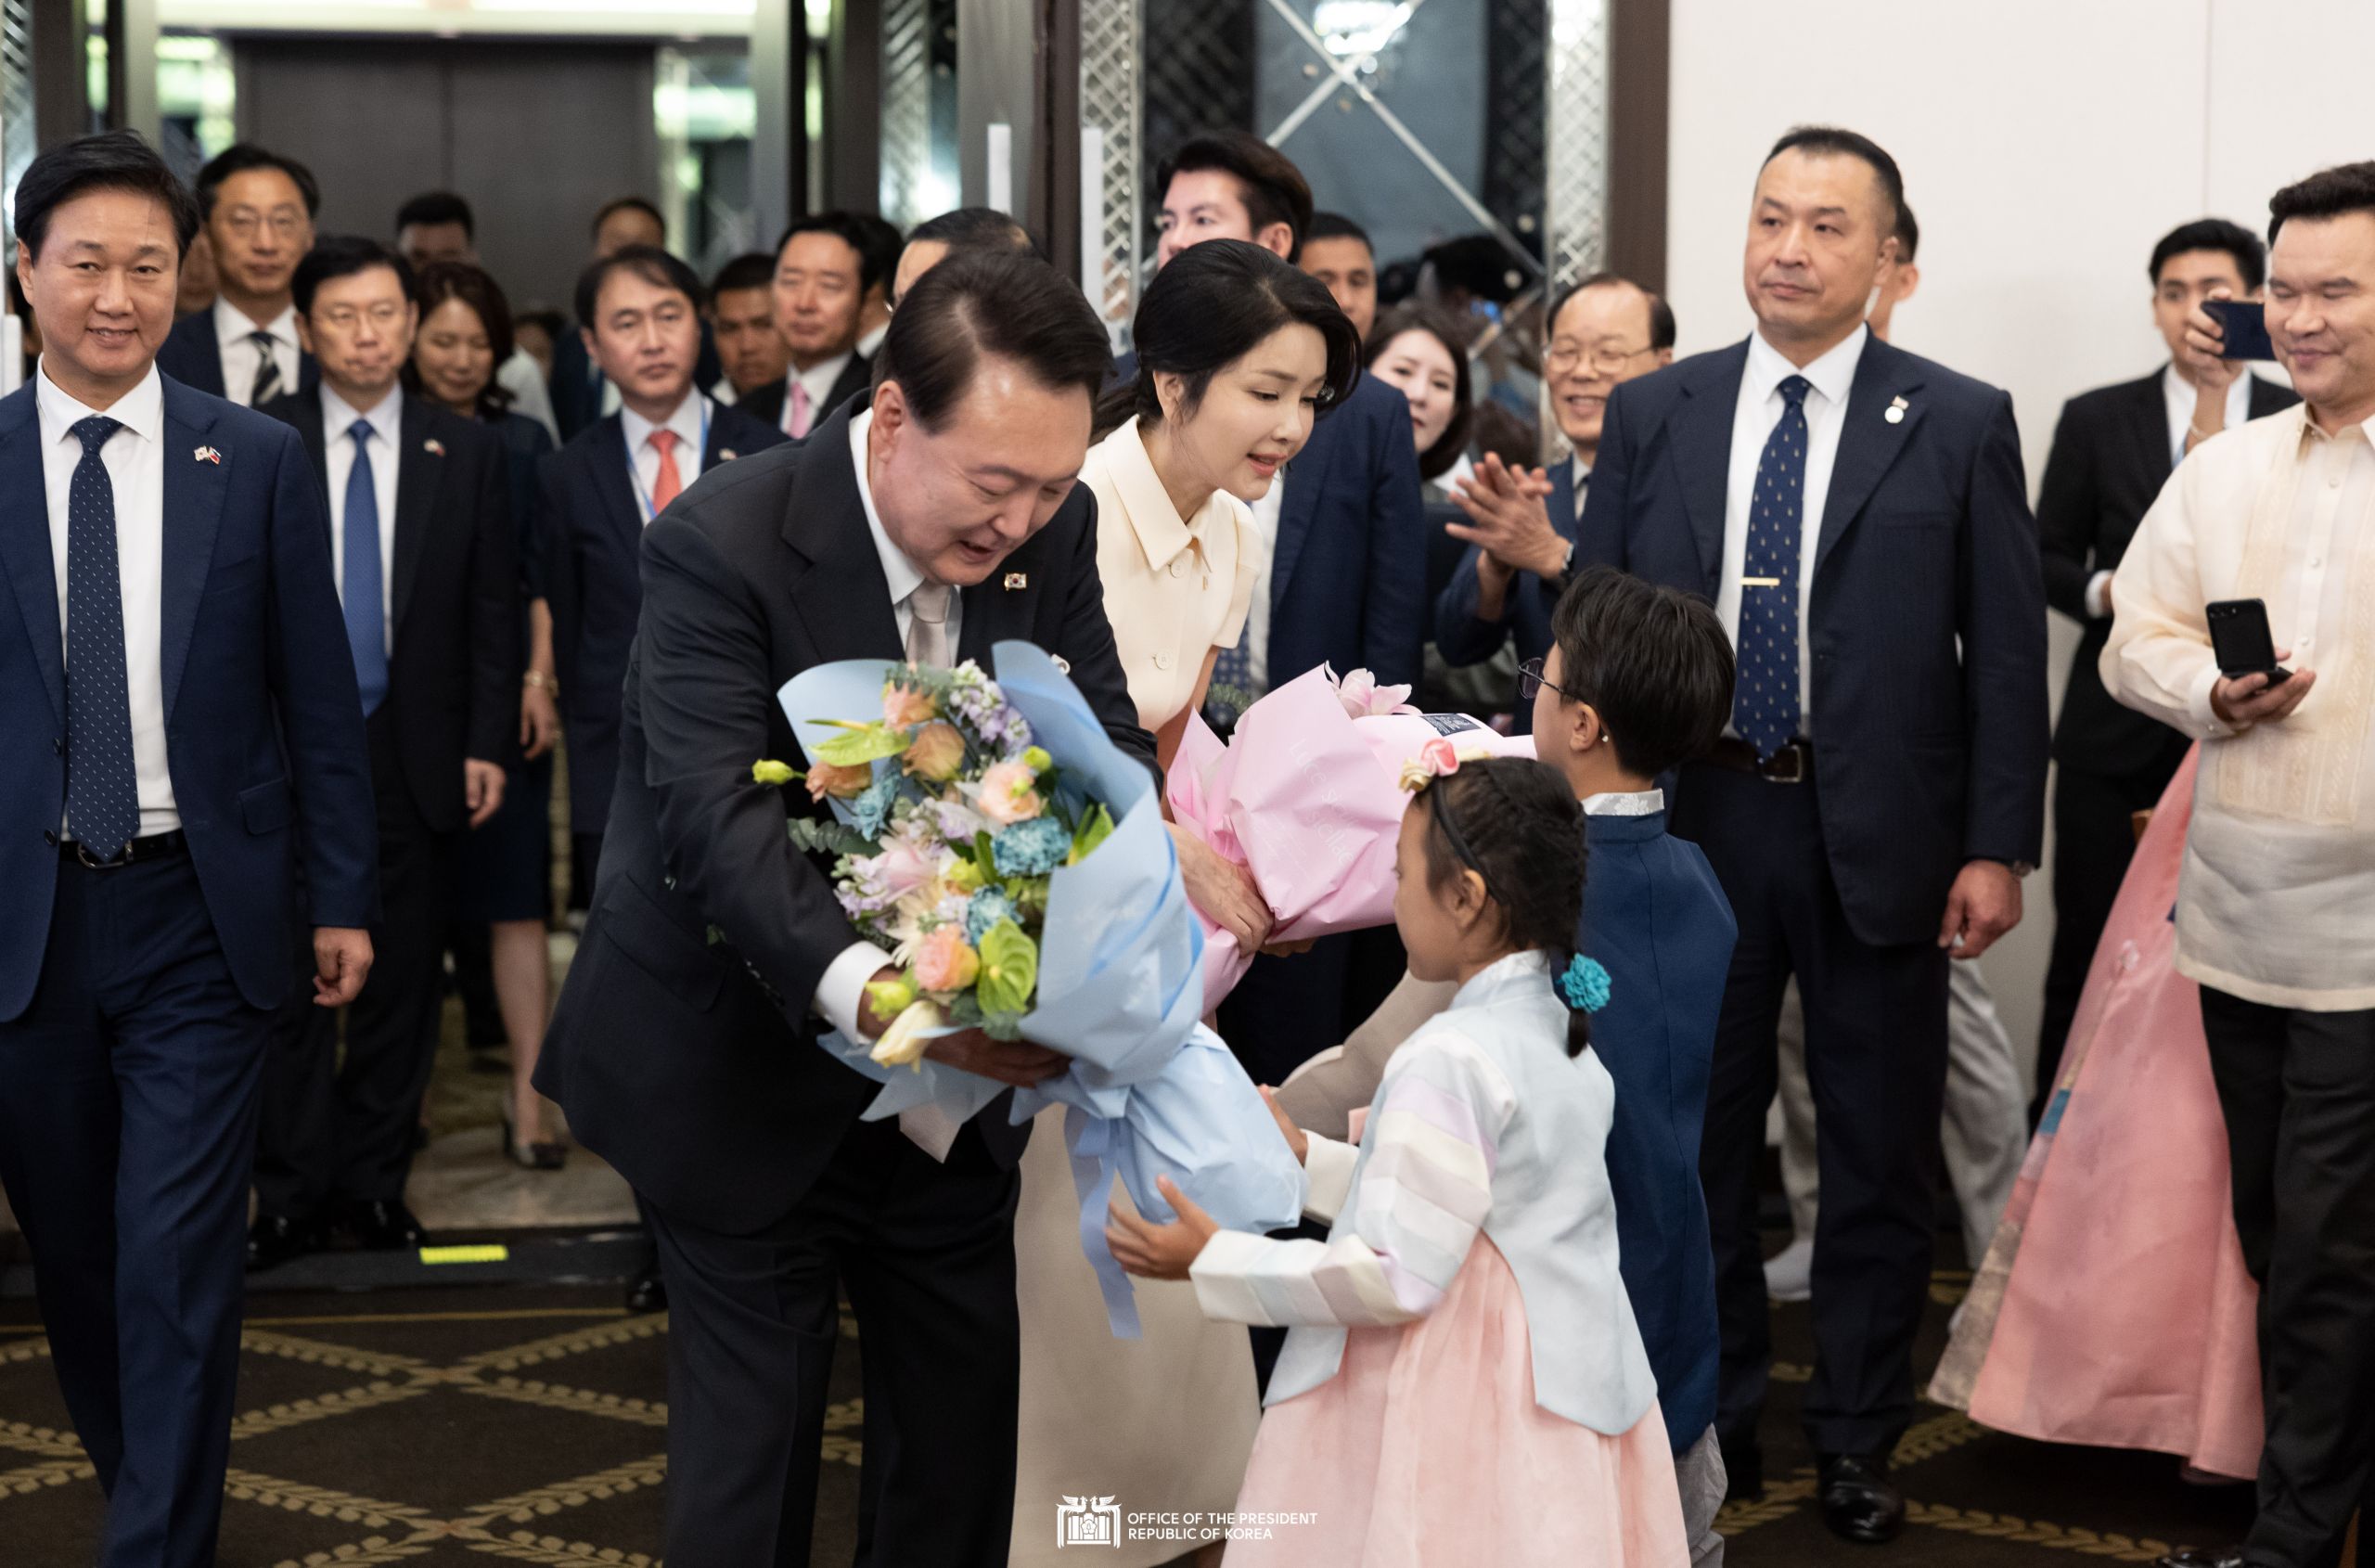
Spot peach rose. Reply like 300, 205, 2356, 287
903, 721, 968, 783
884, 683, 940, 727
911, 924, 982, 993
805, 761, 873, 801
976, 759, 1044, 825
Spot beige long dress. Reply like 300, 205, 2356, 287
1006, 419, 1265, 1566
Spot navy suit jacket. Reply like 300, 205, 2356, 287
155, 308, 319, 403
1583, 806, 1735, 1453
1580, 335, 2049, 946
0, 375, 378, 1018
533, 401, 1155, 1229
1264, 373, 1428, 690
1432, 459, 1582, 729
539, 401, 788, 837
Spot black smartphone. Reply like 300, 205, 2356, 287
2207, 598, 2291, 684
2203, 298, 2277, 362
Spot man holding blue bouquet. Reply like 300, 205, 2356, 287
534, 251, 1150, 1567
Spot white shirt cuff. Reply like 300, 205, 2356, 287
1301, 1134, 1360, 1225
814, 940, 897, 1040
2086, 570, 2115, 620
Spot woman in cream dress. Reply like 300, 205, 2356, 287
1008, 238, 1362, 1567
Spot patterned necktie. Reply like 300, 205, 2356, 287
63, 416, 140, 860
648, 428, 684, 516
1733, 374, 1812, 761
905, 580, 952, 668
249, 329, 284, 407
785, 379, 813, 440
343, 422, 389, 715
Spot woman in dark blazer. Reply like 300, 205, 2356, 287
406, 262, 565, 1168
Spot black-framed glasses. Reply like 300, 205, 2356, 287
1518, 657, 1584, 704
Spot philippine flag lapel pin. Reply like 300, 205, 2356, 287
1003, 572, 1029, 591
424, 438, 446, 456
719, 447, 738, 462
194, 444, 222, 465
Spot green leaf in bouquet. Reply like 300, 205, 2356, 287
811, 720, 914, 768
975, 919, 1038, 1017
944, 991, 985, 1029
979, 1009, 1026, 1043
788, 816, 877, 857
1068, 803, 1116, 866
972, 830, 1000, 883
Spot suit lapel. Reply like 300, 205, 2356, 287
392, 399, 441, 637
160, 381, 231, 721
1812, 338, 1924, 579
0, 388, 63, 726
591, 417, 645, 555
289, 395, 332, 531
781, 408, 903, 667
2127, 370, 2175, 493
1267, 426, 1336, 606
1548, 461, 1581, 543
1668, 342, 1746, 585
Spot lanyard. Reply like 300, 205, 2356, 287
626, 399, 712, 523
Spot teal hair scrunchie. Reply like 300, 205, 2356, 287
1558, 954, 1611, 1014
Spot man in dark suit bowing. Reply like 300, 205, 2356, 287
250, 237, 519, 1266
1579, 125, 2048, 1543
0, 131, 377, 1568
2031, 217, 2296, 1119
534, 250, 1144, 1567
539, 245, 785, 896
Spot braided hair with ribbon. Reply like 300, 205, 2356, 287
1406, 752, 1602, 1060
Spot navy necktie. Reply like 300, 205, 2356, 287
64, 415, 141, 860
343, 421, 389, 715
1734, 374, 1812, 761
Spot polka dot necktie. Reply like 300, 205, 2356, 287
63, 415, 141, 860
1734, 374, 1811, 762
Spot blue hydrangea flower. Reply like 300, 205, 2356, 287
1557, 954, 1612, 1014
964, 886, 1022, 945
851, 771, 901, 840
991, 816, 1071, 878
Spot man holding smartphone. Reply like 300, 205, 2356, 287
2105, 162, 2375, 1568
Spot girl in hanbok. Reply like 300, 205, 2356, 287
1108, 754, 1685, 1567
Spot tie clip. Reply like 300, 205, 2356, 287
1003, 572, 1029, 590
1741, 575, 1782, 588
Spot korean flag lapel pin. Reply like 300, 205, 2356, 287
193, 444, 222, 465
423, 437, 446, 456
1885, 394, 1909, 426
1003, 572, 1029, 591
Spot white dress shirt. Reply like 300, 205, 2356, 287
1579, 787, 1663, 817
496, 347, 560, 443
2103, 402, 2375, 1009
1242, 473, 1288, 692
37, 361, 179, 838
782, 353, 855, 436
213, 298, 301, 408
812, 407, 965, 1042
323, 383, 404, 657
857, 321, 889, 360
620, 392, 709, 523
1717, 325, 1868, 737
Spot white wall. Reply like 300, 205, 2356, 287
1665, 0, 2373, 1068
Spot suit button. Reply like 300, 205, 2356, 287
1153, 650, 1175, 671
43, 830, 57, 846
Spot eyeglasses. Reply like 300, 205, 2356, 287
1518, 657, 1584, 704
315, 302, 409, 332
1545, 341, 1650, 376
219, 209, 308, 242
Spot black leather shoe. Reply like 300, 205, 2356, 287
1817, 1452, 1906, 1544
2156, 1550, 2258, 1568
624, 1266, 667, 1314
346, 1200, 429, 1252
1720, 1436, 1764, 1501
247, 1213, 320, 1272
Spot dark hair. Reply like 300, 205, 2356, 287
909, 206, 1035, 253
195, 142, 320, 220
1469, 403, 1537, 469
394, 190, 474, 240
850, 212, 905, 299
777, 211, 892, 297
1306, 212, 1373, 254
2149, 217, 2264, 290
708, 251, 777, 299
1547, 272, 1676, 353
1365, 303, 1472, 482
574, 244, 705, 327
13, 129, 201, 262
590, 195, 665, 243
292, 235, 416, 316
1155, 131, 1315, 261
1765, 124, 1905, 235
2268, 161, 2375, 244
873, 249, 1111, 431
404, 262, 517, 418
1102, 238, 1362, 438
1424, 235, 1524, 305
514, 306, 565, 342
1547, 566, 1735, 778
1893, 200, 1920, 265
1416, 758, 1593, 1059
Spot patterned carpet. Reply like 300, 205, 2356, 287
0, 1247, 2277, 1567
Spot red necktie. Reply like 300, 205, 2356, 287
648, 429, 684, 516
